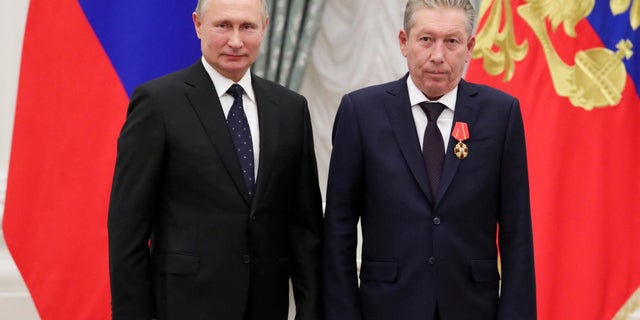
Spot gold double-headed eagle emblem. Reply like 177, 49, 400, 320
473, 0, 638, 111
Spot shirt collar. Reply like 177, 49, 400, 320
406, 76, 458, 112
201, 56, 256, 103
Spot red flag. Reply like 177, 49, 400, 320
467, 0, 640, 319
2, 0, 126, 318
4, 0, 200, 318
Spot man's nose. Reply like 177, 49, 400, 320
430, 42, 445, 63
227, 29, 243, 48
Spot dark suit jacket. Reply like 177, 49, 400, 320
323, 75, 536, 320
108, 61, 323, 320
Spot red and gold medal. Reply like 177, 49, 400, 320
452, 122, 470, 159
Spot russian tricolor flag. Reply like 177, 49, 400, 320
4, 1, 201, 318
467, 0, 640, 319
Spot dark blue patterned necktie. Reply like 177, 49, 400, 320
226, 84, 255, 197
420, 102, 445, 199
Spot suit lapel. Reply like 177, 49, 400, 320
437, 79, 480, 205
183, 62, 252, 205
384, 75, 434, 203
251, 75, 279, 204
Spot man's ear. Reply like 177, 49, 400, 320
466, 36, 476, 62
193, 12, 202, 39
399, 29, 409, 57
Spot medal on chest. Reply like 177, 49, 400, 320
452, 122, 470, 160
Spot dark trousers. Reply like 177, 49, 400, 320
244, 300, 252, 320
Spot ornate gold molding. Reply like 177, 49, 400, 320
472, 0, 635, 111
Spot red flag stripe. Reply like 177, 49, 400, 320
3, 0, 127, 318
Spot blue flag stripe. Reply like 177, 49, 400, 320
78, 0, 201, 96
587, 0, 640, 93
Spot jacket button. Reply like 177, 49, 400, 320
433, 217, 441, 225
250, 215, 256, 221
242, 255, 251, 264
428, 256, 436, 265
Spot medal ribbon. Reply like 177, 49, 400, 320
452, 122, 469, 141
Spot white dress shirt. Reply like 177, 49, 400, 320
202, 57, 260, 179
407, 77, 457, 153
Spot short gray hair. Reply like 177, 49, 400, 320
195, 0, 269, 22
403, 0, 476, 36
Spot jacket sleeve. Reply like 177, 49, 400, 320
496, 98, 537, 319
323, 94, 365, 320
108, 85, 164, 320
290, 99, 325, 320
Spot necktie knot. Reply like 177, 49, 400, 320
227, 84, 244, 100
420, 102, 445, 121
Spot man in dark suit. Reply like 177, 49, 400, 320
107, 0, 323, 319
323, 0, 536, 319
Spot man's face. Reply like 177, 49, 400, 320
193, 0, 267, 82
399, 6, 475, 100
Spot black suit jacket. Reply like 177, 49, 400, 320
108, 61, 323, 320
323, 75, 536, 320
